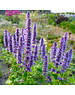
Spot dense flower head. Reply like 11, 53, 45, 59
60, 37, 65, 47
41, 44, 46, 59
68, 49, 72, 66
40, 37, 44, 46
21, 28, 25, 52
50, 41, 57, 61
25, 13, 31, 54
56, 37, 64, 63
13, 33, 17, 54
26, 30, 31, 52
19, 37, 23, 47
26, 18, 31, 30
25, 17, 32, 54
16, 28, 19, 47
32, 23, 37, 44
64, 32, 68, 43
27, 12, 30, 19
29, 55, 34, 67
56, 46, 62, 62
17, 45, 22, 64
43, 55, 48, 76
24, 54, 31, 71
8, 34, 13, 52
19, 36, 24, 54
34, 45, 38, 61
61, 51, 69, 69
4, 29, 8, 47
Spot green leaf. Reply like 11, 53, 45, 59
23, 71, 27, 81
52, 74, 58, 79
49, 82, 53, 85
31, 65, 35, 73
14, 78, 19, 82
37, 68, 42, 73
5, 79, 12, 85
39, 79, 43, 83
61, 80, 69, 84
68, 76, 75, 83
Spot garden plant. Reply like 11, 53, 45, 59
1, 12, 75, 85
5, 10, 21, 24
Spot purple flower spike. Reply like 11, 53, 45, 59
60, 37, 65, 46
19, 37, 23, 46
32, 23, 37, 44
26, 29, 31, 54
68, 49, 72, 66
8, 34, 13, 52
41, 44, 46, 59
56, 49, 62, 62
16, 28, 19, 48
17, 46, 22, 64
4, 29, 8, 47
61, 51, 69, 69
26, 18, 31, 29
19, 36, 24, 53
24, 55, 33, 72
40, 37, 44, 47
25, 17, 31, 55
43, 55, 48, 76
27, 12, 30, 19
13, 33, 17, 55
64, 32, 68, 43
56, 37, 64, 63
34, 45, 38, 61
29, 55, 34, 67
50, 41, 57, 62
21, 28, 25, 53
25, 55, 34, 72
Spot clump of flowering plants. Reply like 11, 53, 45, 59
3, 12, 75, 85
5, 10, 21, 24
